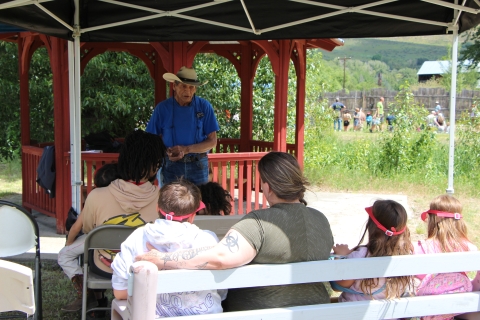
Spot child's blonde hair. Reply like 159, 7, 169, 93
427, 194, 470, 252
356, 200, 413, 299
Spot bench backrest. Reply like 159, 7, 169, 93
193, 215, 242, 239
112, 251, 480, 320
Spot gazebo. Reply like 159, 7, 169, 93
0, 30, 342, 233
0, 0, 478, 233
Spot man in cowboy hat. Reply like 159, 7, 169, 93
146, 66, 219, 186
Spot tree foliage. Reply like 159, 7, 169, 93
460, 26, 480, 73
0, 41, 20, 160
194, 53, 241, 141
81, 51, 154, 137
30, 48, 54, 144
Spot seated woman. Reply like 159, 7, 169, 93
137, 151, 334, 311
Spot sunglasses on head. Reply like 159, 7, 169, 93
159, 201, 206, 221
365, 206, 406, 237
420, 210, 462, 222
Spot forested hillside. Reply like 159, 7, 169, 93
322, 37, 452, 69
318, 35, 477, 92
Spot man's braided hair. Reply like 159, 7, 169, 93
117, 129, 167, 183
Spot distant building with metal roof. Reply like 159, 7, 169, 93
417, 60, 476, 83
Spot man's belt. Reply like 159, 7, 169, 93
180, 153, 207, 163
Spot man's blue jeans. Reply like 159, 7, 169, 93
334, 118, 342, 131
161, 156, 209, 186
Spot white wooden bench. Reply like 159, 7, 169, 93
111, 251, 480, 320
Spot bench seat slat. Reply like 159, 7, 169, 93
161, 293, 480, 320
155, 251, 480, 293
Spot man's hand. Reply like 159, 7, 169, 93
167, 146, 186, 161
135, 242, 166, 269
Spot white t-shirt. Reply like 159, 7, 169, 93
111, 219, 227, 317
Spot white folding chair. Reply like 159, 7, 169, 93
0, 201, 42, 320
0, 259, 35, 318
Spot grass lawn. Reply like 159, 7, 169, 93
0, 160, 22, 199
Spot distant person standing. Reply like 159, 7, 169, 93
331, 98, 345, 132
426, 111, 437, 128
359, 109, 366, 130
353, 108, 362, 131
373, 97, 385, 131
386, 114, 396, 132
366, 112, 373, 129
343, 110, 352, 132
435, 100, 442, 113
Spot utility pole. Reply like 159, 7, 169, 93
338, 56, 351, 90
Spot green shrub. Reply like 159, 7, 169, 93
304, 82, 480, 194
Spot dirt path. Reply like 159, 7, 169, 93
304, 190, 410, 247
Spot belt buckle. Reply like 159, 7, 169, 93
182, 155, 193, 163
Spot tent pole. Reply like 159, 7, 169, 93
68, 0, 82, 212
67, 41, 77, 213
446, 23, 459, 194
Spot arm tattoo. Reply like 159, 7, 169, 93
162, 251, 180, 268
180, 246, 212, 261
195, 262, 208, 270
223, 232, 239, 253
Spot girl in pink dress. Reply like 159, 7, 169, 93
414, 195, 477, 320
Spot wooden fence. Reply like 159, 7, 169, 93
324, 88, 480, 117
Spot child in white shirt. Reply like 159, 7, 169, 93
111, 179, 227, 317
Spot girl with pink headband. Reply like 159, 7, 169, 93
331, 199, 413, 306
415, 194, 477, 320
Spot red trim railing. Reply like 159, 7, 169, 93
217, 138, 296, 155
22, 141, 276, 221
209, 152, 268, 215
78, 152, 119, 204
22, 146, 56, 217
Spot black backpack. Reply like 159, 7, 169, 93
84, 131, 122, 153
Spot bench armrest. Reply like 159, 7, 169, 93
112, 261, 158, 320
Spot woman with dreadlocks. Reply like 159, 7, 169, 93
58, 129, 166, 314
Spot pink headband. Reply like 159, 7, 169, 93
365, 206, 406, 237
421, 209, 462, 222
158, 201, 206, 221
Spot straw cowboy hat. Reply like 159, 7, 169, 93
163, 66, 208, 87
